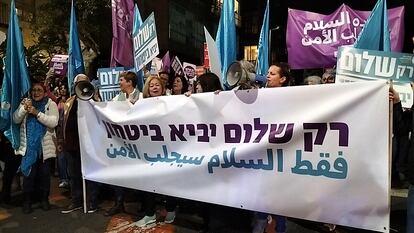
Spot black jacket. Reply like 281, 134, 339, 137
394, 102, 414, 184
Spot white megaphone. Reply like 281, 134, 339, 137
74, 80, 95, 101
225, 61, 267, 89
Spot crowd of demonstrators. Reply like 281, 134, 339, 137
5, 56, 414, 233
13, 82, 59, 213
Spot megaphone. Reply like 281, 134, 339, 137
225, 61, 267, 89
74, 80, 95, 101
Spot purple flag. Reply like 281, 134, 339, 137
110, 0, 135, 67
161, 51, 171, 73
286, 4, 404, 69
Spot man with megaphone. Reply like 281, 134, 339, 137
61, 74, 100, 214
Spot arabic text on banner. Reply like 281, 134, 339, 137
78, 81, 389, 232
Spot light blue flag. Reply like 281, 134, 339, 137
256, 0, 269, 76
132, 4, 144, 92
215, 0, 236, 88
354, 0, 391, 51
0, 0, 31, 149
68, 0, 85, 95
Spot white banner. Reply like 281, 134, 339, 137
78, 81, 390, 232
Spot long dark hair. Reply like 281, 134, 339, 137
273, 62, 292, 86
173, 75, 189, 94
197, 73, 223, 93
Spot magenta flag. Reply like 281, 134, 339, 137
286, 4, 404, 69
110, 0, 135, 67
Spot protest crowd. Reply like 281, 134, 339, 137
0, 0, 414, 233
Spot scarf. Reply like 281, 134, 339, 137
21, 97, 48, 176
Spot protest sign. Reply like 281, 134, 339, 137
336, 46, 414, 108
133, 12, 159, 71
97, 67, 134, 101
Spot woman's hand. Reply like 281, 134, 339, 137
389, 85, 400, 104
26, 105, 39, 116
184, 91, 192, 97
22, 98, 32, 111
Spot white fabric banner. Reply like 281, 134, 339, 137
78, 81, 390, 232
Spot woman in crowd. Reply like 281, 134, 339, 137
190, 72, 223, 233
253, 63, 291, 233
304, 75, 322, 85
13, 82, 59, 214
143, 75, 166, 98
196, 73, 223, 93
137, 75, 177, 226
56, 86, 69, 188
172, 75, 189, 95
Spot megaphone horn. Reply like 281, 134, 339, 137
225, 62, 243, 89
225, 61, 267, 89
74, 80, 95, 101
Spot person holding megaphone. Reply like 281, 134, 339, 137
253, 63, 291, 233
61, 74, 100, 214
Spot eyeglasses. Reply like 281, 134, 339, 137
31, 88, 44, 93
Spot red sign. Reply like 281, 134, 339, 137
203, 43, 210, 69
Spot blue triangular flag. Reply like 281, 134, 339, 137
0, 0, 31, 149
132, 4, 144, 92
354, 0, 391, 51
68, 0, 85, 95
256, 0, 270, 76
215, 0, 237, 87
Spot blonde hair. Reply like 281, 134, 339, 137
143, 75, 165, 98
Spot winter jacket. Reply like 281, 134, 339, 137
13, 98, 59, 161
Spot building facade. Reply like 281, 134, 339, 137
137, 0, 241, 65
0, 0, 37, 46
